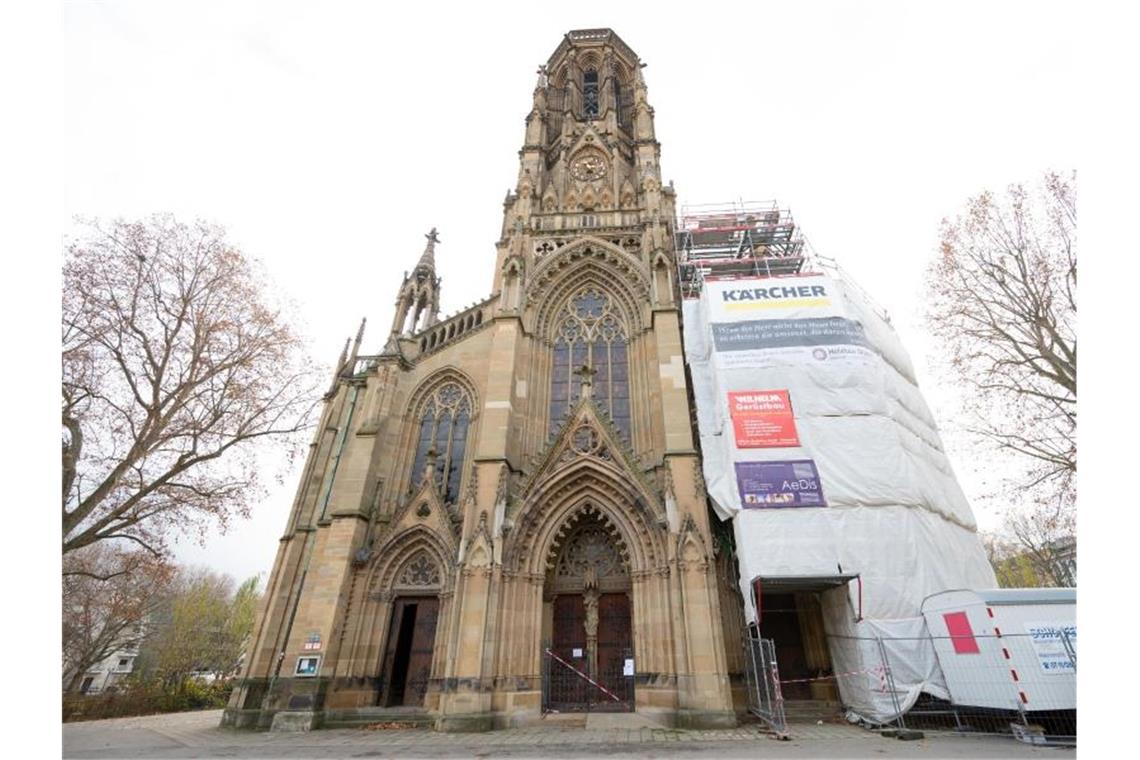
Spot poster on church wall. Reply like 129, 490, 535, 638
734, 460, 826, 508
728, 390, 800, 448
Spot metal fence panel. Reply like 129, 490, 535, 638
832, 631, 1076, 746
742, 632, 787, 736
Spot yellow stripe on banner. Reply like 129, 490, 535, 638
723, 298, 831, 311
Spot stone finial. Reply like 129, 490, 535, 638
349, 316, 366, 364
326, 337, 350, 396
416, 228, 440, 273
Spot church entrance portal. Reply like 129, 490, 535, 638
378, 597, 438, 707
541, 507, 634, 712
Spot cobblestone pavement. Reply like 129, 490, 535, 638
63, 709, 1076, 759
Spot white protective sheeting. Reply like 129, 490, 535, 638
821, 603, 950, 724
681, 272, 995, 722
733, 506, 995, 620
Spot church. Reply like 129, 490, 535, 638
224, 29, 744, 732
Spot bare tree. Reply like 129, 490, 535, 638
926, 171, 1076, 506
983, 523, 1076, 589
1004, 499, 1075, 586
62, 545, 173, 693
62, 215, 322, 560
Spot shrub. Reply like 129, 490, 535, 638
62, 678, 234, 722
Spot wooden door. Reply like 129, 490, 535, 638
402, 597, 438, 706
377, 596, 439, 707
595, 592, 633, 710
549, 594, 587, 708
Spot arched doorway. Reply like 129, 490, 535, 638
376, 550, 444, 708
542, 504, 634, 712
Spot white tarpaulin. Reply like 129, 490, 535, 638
682, 272, 996, 723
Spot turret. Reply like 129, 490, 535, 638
388, 228, 442, 339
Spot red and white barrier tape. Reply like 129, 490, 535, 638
779, 668, 877, 684
544, 648, 622, 703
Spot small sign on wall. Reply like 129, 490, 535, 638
623, 658, 634, 676
295, 655, 320, 677
572, 648, 583, 658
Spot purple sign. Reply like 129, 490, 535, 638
735, 460, 826, 508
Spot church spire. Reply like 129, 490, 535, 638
416, 227, 440, 276
388, 228, 442, 339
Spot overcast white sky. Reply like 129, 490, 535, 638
64, 1, 1080, 584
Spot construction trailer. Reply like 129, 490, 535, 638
921, 588, 1076, 713
677, 200, 997, 723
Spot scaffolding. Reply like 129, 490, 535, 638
675, 200, 811, 299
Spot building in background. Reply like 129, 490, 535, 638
72, 645, 139, 695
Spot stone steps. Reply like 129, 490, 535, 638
781, 700, 844, 723
323, 707, 434, 729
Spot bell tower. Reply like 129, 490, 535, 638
493, 29, 676, 310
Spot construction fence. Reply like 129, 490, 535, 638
742, 629, 1076, 746
741, 633, 788, 736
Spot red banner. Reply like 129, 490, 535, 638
728, 390, 800, 448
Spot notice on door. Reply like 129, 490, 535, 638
728, 390, 800, 448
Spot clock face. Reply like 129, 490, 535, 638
570, 153, 608, 182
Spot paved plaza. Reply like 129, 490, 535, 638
62, 709, 1076, 759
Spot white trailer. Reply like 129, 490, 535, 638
920, 588, 1075, 712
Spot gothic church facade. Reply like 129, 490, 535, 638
225, 29, 742, 732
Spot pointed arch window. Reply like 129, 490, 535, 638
549, 289, 631, 438
410, 382, 471, 504
583, 69, 599, 119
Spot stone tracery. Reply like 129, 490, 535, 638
399, 550, 442, 587
549, 288, 631, 436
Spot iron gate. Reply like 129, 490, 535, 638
542, 645, 634, 713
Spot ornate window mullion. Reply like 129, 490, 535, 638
548, 288, 632, 440
605, 340, 614, 410
409, 382, 473, 500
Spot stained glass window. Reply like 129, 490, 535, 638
410, 382, 471, 504
549, 289, 631, 438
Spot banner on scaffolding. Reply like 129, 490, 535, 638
705, 274, 840, 321
710, 317, 875, 369
728, 390, 800, 448
734, 460, 826, 508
